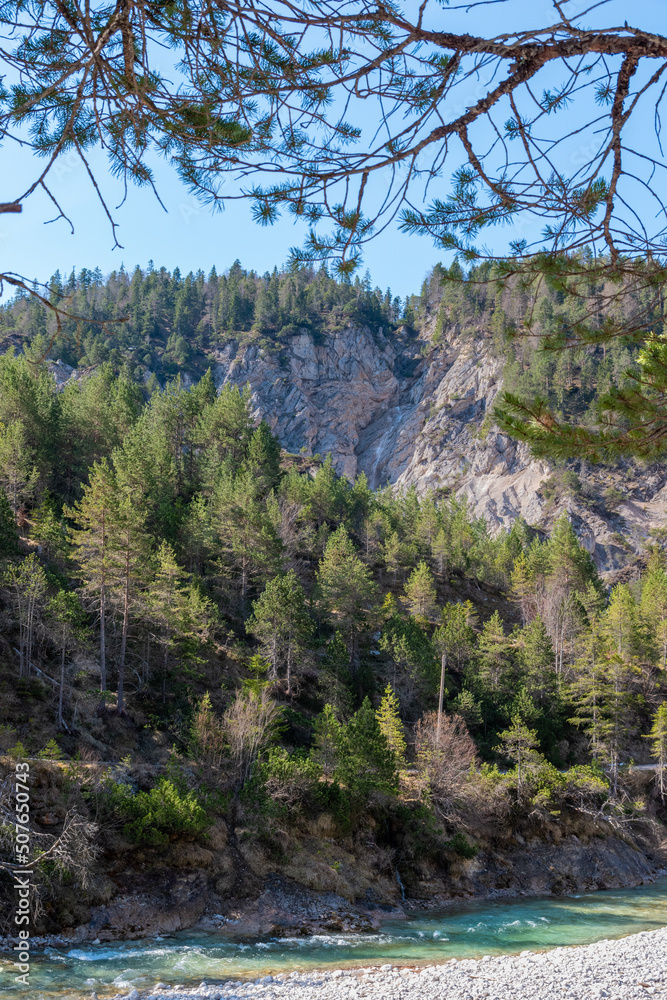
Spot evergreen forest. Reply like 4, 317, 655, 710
0, 262, 666, 932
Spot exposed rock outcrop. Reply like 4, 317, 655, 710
211, 326, 667, 576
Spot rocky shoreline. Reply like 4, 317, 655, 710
2, 861, 666, 955
99, 926, 667, 1000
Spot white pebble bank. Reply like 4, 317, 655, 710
107, 926, 667, 1000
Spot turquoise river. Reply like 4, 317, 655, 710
3, 878, 667, 999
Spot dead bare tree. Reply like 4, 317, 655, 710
222, 688, 282, 790
0, 771, 99, 930
415, 710, 477, 814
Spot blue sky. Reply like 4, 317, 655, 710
1, 0, 663, 298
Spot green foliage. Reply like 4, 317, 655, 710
445, 832, 478, 858
376, 685, 407, 769
337, 697, 398, 797
107, 777, 210, 848
0, 266, 399, 378
0, 490, 18, 557
37, 738, 66, 761
7, 740, 28, 759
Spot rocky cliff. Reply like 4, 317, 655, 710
208, 324, 667, 577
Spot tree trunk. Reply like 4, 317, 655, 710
162, 645, 168, 703
117, 534, 131, 715
99, 582, 107, 706
58, 641, 65, 730
436, 651, 447, 744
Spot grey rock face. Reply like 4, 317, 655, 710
211, 326, 667, 576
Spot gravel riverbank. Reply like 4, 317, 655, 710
107, 926, 667, 1000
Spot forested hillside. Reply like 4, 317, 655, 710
0, 259, 650, 430
0, 263, 666, 937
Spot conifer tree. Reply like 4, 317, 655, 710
431, 526, 449, 579
337, 697, 397, 797
641, 566, 667, 670
646, 703, 667, 802
146, 541, 190, 699
32, 492, 68, 560
199, 383, 255, 478
107, 481, 151, 714
548, 514, 600, 594
246, 570, 313, 692
602, 585, 642, 661
317, 527, 378, 664
404, 560, 438, 619
496, 716, 541, 802
320, 631, 352, 716
475, 611, 514, 696
244, 421, 282, 496
66, 461, 115, 697
510, 552, 535, 626
376, 685, 407, 770
381, 530, 402, 582
434, 601, 477, 671
0, 420, 39, 516
311, 703, 344, 779
516, 615, 557, 708
212, 470, 281, 606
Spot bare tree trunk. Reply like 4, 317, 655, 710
99, 504, 108, 707
58, 641, 65, 730
436, 651, 447, 744
162, 645, 168, 703
117, 535, 131, 715
99, 583, 107, 704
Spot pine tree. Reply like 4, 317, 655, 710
602, 584, 642, 661
510, 552, 535, 626
516, 615, 557, 707
320, 631, 352, 716
107, 480, 151, 714
548, 514, 600, 593
316, 526, 378, 664
311, 703, 344, 779
0, 420, 39, 516
645, 703, 667, 802
246, 570, 313, 692
382, 530, 402, 582
146, 541, 190, 699
244, 421, 282, 495
434, 601, 477, 671
199, 383, 255, 481
338, 697, 398, 797
32, 492, 68, 559
2, 553, 47, 676
67, 459, 117, 701
376, 685, 407, 769
641, 566, 667, 669
404, 560, 438, 619
496, 715, 542, 801
212, 470, 281, 606
475, 611, 514, 695
431, 526, 450, 579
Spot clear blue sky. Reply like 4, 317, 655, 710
1, 0, 662, 298
1, 141, 438, 297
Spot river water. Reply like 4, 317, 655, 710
3, 878, 667, 998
